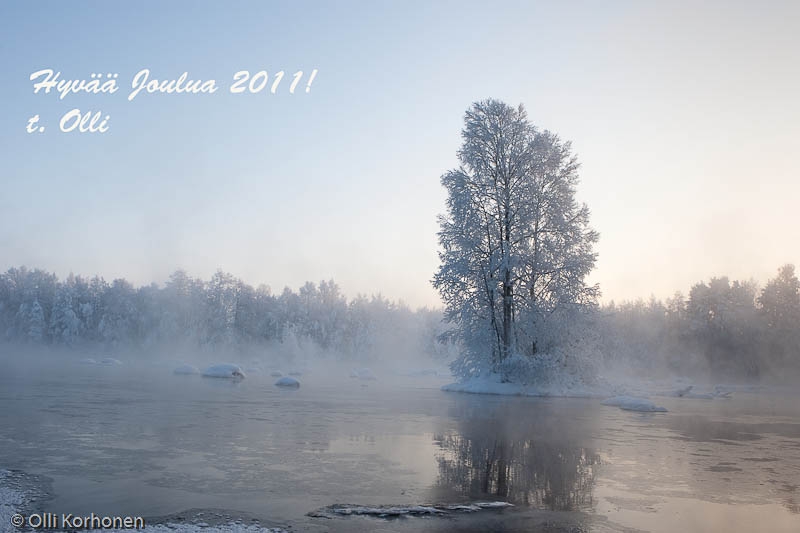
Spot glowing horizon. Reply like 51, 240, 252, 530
2, 1, 798, 308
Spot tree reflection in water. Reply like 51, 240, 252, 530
433, 401, 600, 511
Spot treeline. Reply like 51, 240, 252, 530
597, 264, 800, 379
2, 264, 798, 380
0, 267, 453, 360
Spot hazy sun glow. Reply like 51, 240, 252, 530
1, 1, 798, 306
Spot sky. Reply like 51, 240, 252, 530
1, 1, 798, 307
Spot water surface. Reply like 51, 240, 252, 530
0, 356, 798, 532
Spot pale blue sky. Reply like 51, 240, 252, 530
1, 1, 799, 306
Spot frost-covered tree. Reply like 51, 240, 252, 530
433, 99, 598, 379
18, 298, 46, 342
758, 264, 800, 369
205, 271, 240, 346
49, 275, 84, 345
161, 270, 206, 343
98, 279, 138, 346
759, 264, 800, 330
687, 277, 760, 376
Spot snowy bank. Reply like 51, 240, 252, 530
202, 364, 246, 379
601, 396, 667, 412
442, 374, 739, 404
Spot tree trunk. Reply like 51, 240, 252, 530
503, 272, 512, 361
502, 190, 513, 361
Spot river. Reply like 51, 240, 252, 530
0, 356, 798, 532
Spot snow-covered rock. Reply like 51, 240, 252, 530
274, 376, 300, 388
202, 364, 246, 379
173, 364, 200, 375
601, 395, 667, 412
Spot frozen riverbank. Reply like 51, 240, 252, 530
441, 375, 612, 398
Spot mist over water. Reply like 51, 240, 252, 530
0, 347, 798, 532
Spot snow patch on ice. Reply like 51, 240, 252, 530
79, 358, 97, 365
270, 371, 283, 377
100, 357, 122, 365
202, 364, 246, 379
601, 395, 667, 412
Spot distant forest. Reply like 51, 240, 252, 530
0, 267, 453, 361
0, 265, 798, 380
595, 264, 800, 379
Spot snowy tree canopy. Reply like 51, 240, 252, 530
433, 99, 599, 379
595, 265, 800, 379
0, 266, 455, 362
